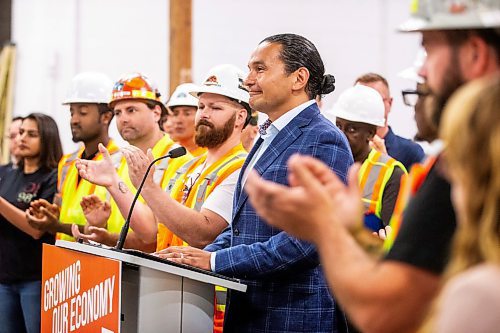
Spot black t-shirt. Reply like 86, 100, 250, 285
0, 166, 57, 283
384, 160, 457, 274
380, 166, 405, 226
0, 162, 16, 182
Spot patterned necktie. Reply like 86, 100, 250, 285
259, 119, 272, 135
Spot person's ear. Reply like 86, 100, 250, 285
461, 35, 490, 80
100, 111, 113, 126
153, 105, 162, 122
292, 67, 310, 92
236, 108, 247, 128
367, 127, 376, 141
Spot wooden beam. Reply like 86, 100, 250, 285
0, 0, 12, 45
169, 0, 192, 96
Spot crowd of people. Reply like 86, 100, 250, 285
0, 1, 499, 332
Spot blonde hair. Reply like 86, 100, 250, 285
421, 75, 500, 332
441, 75, 500, 275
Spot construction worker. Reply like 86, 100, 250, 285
166, 83, 206, 156
79, 64, 250, 332
245, 1, 500, 332
26, 72, 121, 240
332, 84, 407, 230
77, 64, 249, 250
73, 72, 191, 251
356, 73, 425, 170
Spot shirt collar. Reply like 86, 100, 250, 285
269, 99, 315, 132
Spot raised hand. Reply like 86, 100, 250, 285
75, 143, 119, 187
80, 194, 111, 228
369, 134, 387, 155
26, 199, 61, 233
122, 145, 155, 189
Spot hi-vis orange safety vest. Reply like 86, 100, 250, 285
359, 149, 407, 226
156, 143, 247, 251
157, 143, 246, 333
91, 134, 192, 239
56, 140, 121, 241
189, 146, 207, 157
383, 156, 437, 251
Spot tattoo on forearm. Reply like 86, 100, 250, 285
118, 181, 128, 194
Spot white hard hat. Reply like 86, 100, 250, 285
398, 48, 427, 84
399, 0, 500, 32
191, 64, 250, 106
63, 72, 114, 105
332, 84, 385, 127
166, 83, 199, 110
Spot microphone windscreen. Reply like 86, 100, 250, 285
168, 146, 187, 158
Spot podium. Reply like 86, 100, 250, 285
41, 240, 246, 333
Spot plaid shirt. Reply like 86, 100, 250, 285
205, 103, 353, 333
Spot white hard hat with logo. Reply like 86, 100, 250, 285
399, 0, 500, 32
190, 64, 250, 106
332, 84, 385, 127
63, 72, 114, 105
166, 83, 199, 110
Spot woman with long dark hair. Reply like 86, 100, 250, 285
0, 113, 63, 333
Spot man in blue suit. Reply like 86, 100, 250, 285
160, 33, 353, 332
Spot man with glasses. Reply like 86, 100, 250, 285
399, 49, 438, 145
402, 84, 438, 144
356, 73, 425, 170
245, 1, 500, 332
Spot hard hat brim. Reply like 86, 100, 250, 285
333, 109, 386, 127
189, 85, 250, 106
399, 12, 500, 32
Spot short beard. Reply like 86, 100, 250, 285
195, 113, 236, 149
430, 49, 466, 130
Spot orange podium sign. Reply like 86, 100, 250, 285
41, 244, 121, 333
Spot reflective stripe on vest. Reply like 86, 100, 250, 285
192, 153, 246, 212
57, 150, 81, 193
383, 156, 437, 251
359, 149, 406, 219
156, 144, 247, 251
164, 157, 200, 195
154, 143, 182, 184
57, 140, 121, 241
182, 152, 246, 212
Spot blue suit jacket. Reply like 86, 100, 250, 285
385, 127, 424, 170
205, 103, 353, 333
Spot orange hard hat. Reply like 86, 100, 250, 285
110, 73, 167, 115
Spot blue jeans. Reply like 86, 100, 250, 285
0, 281, 41, 333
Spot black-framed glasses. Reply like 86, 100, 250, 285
402, 89, 428, 107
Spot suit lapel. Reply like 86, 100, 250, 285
234, 104, 319, 218
234, 137, 264, 205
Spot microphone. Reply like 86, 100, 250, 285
115, 146, 187, 250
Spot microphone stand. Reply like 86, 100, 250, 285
115, 146, 187, 250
